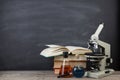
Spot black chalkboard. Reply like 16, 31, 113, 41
0, 0, 119, 70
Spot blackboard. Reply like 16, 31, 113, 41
0, 0, 119, 70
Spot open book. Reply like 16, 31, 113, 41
40, 44, 92, 57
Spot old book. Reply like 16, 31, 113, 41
40, 44, 91, 74
53, 55, 87, 74
40, 45, 92, 57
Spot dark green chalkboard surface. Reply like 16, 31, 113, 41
0, 0, 119, 70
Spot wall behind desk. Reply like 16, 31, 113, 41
0, 0, 119, 70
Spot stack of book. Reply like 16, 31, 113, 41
53, 54, 87, 74
40, 44, 92, 74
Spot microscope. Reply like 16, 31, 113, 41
85, 23, 114, 78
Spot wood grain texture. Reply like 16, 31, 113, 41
0, 71, 120, 80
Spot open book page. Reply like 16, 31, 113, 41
40, 47, 69, 57
71, 49, 92, 55
65, 46, 92, 55
40, 44, 92, 57
65, 46, 90, 52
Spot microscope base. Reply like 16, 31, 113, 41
86, 69, 114, 78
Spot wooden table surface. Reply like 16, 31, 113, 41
0, 71, 120, 80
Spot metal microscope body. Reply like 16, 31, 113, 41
97, 40, 111, 70
85, 23, 114, 78
89, 23, 111, 70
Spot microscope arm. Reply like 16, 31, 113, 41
97, 40, 111, 58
